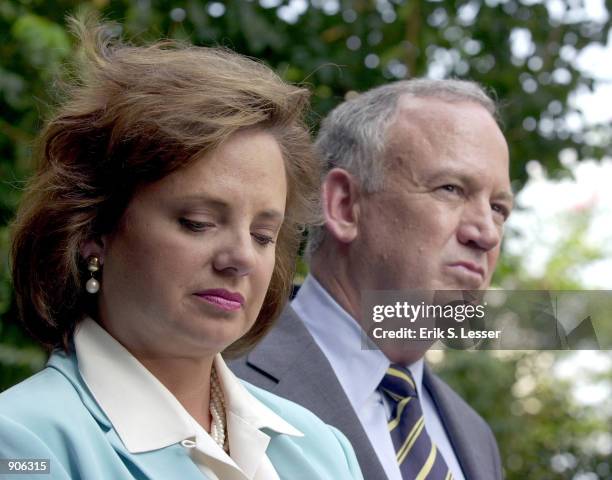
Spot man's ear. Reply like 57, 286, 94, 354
321, 168, 361, 244
79, 237, 106, 265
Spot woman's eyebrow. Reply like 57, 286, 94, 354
174, 194, 229, 211
175, 195, 285, 221
255, 209, 285, 222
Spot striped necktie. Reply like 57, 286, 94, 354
380, 364, 453, 480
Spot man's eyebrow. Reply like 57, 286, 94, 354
425, 168, 514, 205
493, 191, 515, 206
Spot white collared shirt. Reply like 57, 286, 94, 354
74, 318, 303, 480
292, 275, 465, 480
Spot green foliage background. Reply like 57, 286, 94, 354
1, 1, 611, 479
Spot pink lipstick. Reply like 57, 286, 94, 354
194, 289, 245, 311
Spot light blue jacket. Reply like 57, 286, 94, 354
0, 350, 363, 480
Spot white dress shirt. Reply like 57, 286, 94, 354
292, 275, 465, 480
74, 318, 303, 480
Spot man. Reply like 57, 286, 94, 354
230, 79, 512, 480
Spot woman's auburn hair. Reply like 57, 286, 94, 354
10, 17, 320, 357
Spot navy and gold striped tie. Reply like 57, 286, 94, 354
380, 364, 453, 480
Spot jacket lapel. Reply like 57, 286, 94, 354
423, 364, 494, 480
47, 351, 210, 480
245, 307, 387, 480
265, 432, 334, 480
105, 429, 208, 480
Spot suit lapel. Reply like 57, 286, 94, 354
423, 365, 486, 480
246, 307, 387, 480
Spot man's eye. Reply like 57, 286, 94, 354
440, 184, 461, 194
491, 204, 510, 219
179, 218, 213, 232
251, 233, 275, 246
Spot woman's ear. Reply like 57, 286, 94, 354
80, 237, 106, 265
321, 168, 361, 244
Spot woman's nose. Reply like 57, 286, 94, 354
212, 231, 257, 276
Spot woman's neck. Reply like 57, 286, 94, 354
136, 355, 215, 431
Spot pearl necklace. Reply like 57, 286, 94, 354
209, 366, 229, 452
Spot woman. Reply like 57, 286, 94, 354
0, 18, 362, 480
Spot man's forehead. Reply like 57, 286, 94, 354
384, 95, 512, 194
387, 94, 507, 151
385, 98, 471, 158
393, 94, 496, 129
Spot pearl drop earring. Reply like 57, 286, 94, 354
86, 256, 100, 294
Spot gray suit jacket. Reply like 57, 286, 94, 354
229, 306, 503, 480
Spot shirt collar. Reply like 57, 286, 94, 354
74, 318, 301, 456
292, 275, 425, 410
214, 355, 303, 437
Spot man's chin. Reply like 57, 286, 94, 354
433, 278, 487, 291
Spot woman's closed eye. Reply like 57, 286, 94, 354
251, 232, 275, 246
179, 218, 215, 232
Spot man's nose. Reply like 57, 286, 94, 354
212, 230, 257, 276
456, 200, 502, 252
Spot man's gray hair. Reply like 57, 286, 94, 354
307, 78, 499, 257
